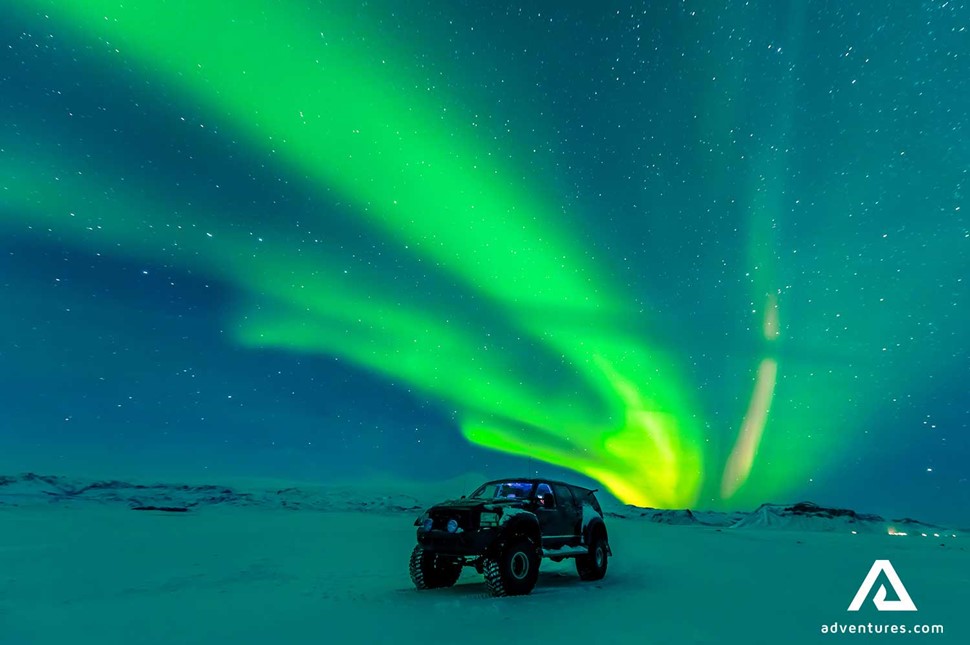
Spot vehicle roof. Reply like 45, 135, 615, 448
479, 478, 598, 493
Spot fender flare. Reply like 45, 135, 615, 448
584, 518, 611, 555
489, 513, 541, 555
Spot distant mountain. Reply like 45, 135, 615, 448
607, 507, 744, 527
730, 501, 882, 531
621, 501, 959, 536
728, 501, 959, 536
0, 473, 425, 513
599, 499, 962, 535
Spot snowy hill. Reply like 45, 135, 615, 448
611, 506, 744, 527
731, 501, 886, 531
729, 501, 957, 536
0, 473, 425, 513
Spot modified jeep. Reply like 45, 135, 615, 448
409, 478, 611, 596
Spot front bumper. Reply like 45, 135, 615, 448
416, 527, 498, 556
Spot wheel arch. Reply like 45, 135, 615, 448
494, 513, 541, 550
584, 518, 610, 551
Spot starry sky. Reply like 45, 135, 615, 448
1, 1, 967, 520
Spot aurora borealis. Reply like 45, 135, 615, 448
1, 2, 967, 515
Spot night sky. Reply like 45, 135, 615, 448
1, 1, 967, 521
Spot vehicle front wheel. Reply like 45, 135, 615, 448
409, 545, 462, 590
576, 533, 608, 581
482, 536, 540, 597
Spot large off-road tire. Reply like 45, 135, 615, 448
482, 536, 540, 597
409, 545, 462, 590
576, 532, 608, 581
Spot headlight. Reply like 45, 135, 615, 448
421, 517, 433, 531
446, 518, 459, 533
414, 511, 430, 527
479, 512, 500, 527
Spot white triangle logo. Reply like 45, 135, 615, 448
847, 560, 917, 612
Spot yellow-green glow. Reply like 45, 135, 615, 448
721, 357, 778, 499
721, 295, 781, 499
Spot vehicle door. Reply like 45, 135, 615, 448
534, 482, 569, 549
553, 484, 582, 546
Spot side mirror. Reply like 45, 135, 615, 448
460, 495, 466, 499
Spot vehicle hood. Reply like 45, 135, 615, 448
427, 497, 528, 512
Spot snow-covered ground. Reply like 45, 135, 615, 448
1, 475, 967, 644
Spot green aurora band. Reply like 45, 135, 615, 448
3, 0, 712, 507
6, 2, 963, 509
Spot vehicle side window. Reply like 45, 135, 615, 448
554, 485, 575, 509
569, 488, 594, 512
535, 483, 556, 508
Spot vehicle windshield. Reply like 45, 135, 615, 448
469, 481, 535, 500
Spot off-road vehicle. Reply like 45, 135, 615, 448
409, 478, 611, 596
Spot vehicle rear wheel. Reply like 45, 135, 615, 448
576, 533, 608, 581
409, 545, 462, 590
482, 536, 540, 597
